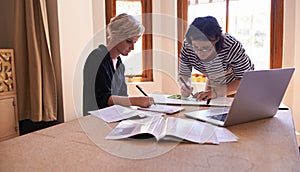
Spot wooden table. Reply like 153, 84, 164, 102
0, 106, 299, 172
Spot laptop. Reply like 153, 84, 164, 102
184, 68, 295, 127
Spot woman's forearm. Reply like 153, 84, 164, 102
215, 79, 241, 97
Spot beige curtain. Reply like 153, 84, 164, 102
14, 0, 63, 122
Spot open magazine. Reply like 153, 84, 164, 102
105, 116, 238, 144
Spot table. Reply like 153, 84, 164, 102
0, 106, 299, 172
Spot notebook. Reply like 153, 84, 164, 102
184, 68, 295, 127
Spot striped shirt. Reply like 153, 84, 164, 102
179, 33, 254, 86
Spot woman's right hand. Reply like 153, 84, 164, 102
180, 85, 194, 98
131, 96, 155, 108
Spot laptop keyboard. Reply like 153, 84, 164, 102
208, 113, 228, 122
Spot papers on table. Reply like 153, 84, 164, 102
105, 116, 238, 144
215, 127, 239, 143
137, 104, 185, 114
88, 103, 239, 144
89, 104, 184, 123
151, 94, 233, 107
89, 105, 163, 123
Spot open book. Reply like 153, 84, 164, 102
105, 116, 238, 144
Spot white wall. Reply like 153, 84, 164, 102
57, 0, 95, 121
283, 0, 300, 140
57, 0, 300, 140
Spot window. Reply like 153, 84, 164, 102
105, 0, 153, 82
177, 0, 283, 81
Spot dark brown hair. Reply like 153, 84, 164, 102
185, 16, 224, 52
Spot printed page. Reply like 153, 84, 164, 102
215, 127, 238, 142
163, 117, 218, 144
105, 116, 165, 140
89, 105, 150, 123
137, 104, 185, 114
151, 94, 233, 107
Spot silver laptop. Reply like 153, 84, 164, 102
184, 68, 295, 127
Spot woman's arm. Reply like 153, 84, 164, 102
214, 79, 241, 97
178, 75, 194, 98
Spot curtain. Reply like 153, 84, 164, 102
14, 0, 63, 122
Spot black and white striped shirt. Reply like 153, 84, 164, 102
179, 33, 254, 86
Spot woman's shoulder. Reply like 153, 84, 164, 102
223, 33, 239, 43
181, 39, 194, 56
88, 45, 108, 58
85, 44, 109, 67
222, 33, 244, 51
97, 44, 108, 51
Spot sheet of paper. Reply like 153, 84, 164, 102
89, 105, 153, 123
138, 104, 185, 114
164, 117, 218, 144
215, 127, 238, 142
151, 94, 233, 107
105, 116, 165, 140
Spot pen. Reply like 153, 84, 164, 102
206, 98, 211, 105
179, 77, 194, 97
136, 85, 156, 105
136, 85, 148, 96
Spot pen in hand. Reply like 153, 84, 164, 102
136, 85, 156, 105
136, 85, 148, 96
179, 77, 194, 97
206, 98, 211, 105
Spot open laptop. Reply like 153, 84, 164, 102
184, 68, 295, 127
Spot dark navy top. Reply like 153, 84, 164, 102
83, 45, 127, 115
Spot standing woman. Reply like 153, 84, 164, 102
179, 16, 254, 101
83, 13, 154, 115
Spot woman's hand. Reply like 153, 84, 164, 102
130, 96, 155, 108
180, 85, 194, 98
193, 89, 217, 101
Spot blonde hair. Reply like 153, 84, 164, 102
107, 13, 145, 42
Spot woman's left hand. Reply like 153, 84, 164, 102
193, 90, 216, 101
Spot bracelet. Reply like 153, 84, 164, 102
211, 88, 218, 98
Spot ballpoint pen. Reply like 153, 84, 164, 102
207, 87, 216, 105
206, 98, 211, 105
136, 85, 156, 105
136, 85, 148, 96
179, 77, 194, 97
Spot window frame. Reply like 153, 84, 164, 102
105, 0, 153, 82
177, 0, 284, 69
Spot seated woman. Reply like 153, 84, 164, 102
83, 13, 154, 115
